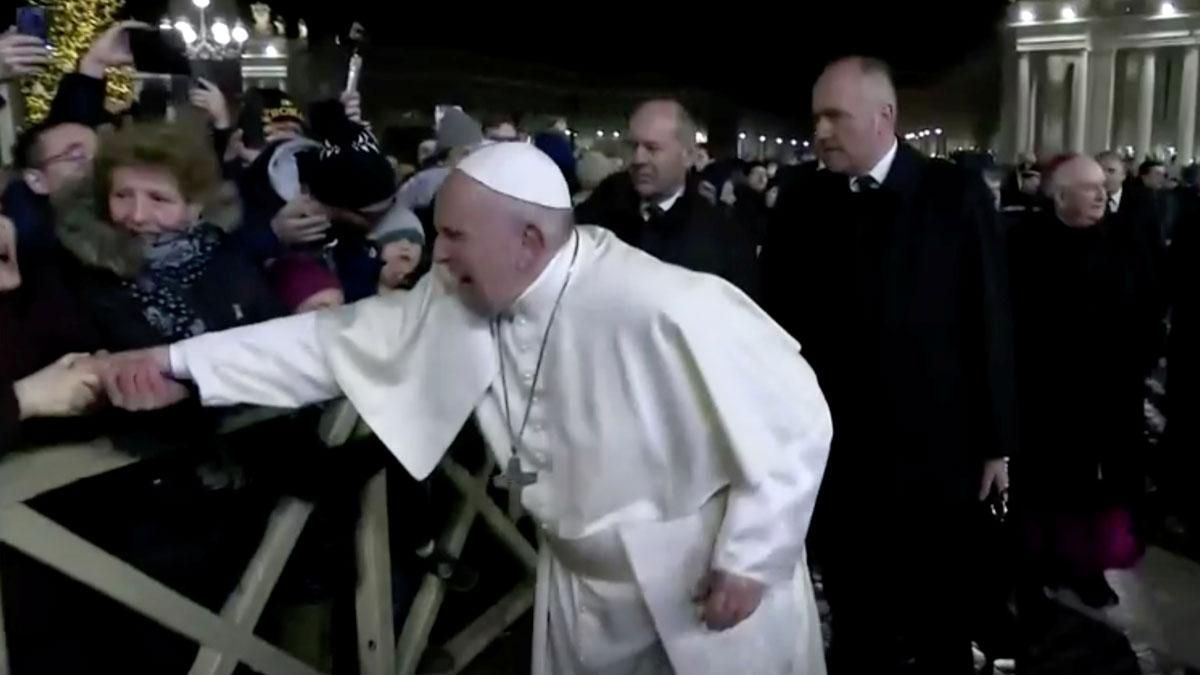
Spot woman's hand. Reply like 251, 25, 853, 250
14, 353, 103, 420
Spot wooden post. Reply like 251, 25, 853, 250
355, 470, 395, 675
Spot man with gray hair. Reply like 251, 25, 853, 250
99, 141, 833, 674
761, 55, 1016, 674
576, 99, 759, 297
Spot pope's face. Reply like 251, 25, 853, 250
433, 172, 543, 316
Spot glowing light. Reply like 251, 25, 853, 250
1161, 2, 1178, 16
192, 0, 211, 8
231, 23, 249, 44
175, 20, 197, 44
159, 17, 173, 30
211, 20, 231, 45
934, 128, 943, 136
790, 139, 798, 146
695, 131, 708, 144
596, 130, 605, 138
1060, 4, 1077, 20
738, 132, 747, 140
264, 44, 280, 57
803, 141, 810, 148
758, 135, 767, 143
1019, 8, 1036, 22
612, 131, 621, 139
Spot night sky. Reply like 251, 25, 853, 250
117, 0, 1011, 116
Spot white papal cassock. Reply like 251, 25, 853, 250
169, 226, 832, 674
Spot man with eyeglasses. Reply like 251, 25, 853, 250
1, 21, 144, 259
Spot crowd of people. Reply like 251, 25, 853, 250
0, 18, 1197, 675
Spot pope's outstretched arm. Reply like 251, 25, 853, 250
104, 312, 343, 411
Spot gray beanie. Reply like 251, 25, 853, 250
370, 205, 425, 246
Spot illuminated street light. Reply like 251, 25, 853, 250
803, 141, 810, 148
612, 131, 621, 139
192, 0, 210, 8
1161, 2, 1178, 16
934, 128, 943, 136
1060, 4, 1077, 20
775, 137, 783, 144
264, 43, 280, 57
1019, 7, 1036, 22
231, 22, 249, 44
758, 135, 767, 143
790, 139, 798, 146
211, 19, 231, 45
738, 132, 747, 140
596, 130, 605, 138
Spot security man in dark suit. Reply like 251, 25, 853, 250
760, 56, 1017, 675
576, 99, 759, 298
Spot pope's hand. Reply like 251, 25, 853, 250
99, 347, 189, 411
693, 569, 765, 631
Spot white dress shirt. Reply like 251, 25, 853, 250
640, 185, 685, 220
1109, 187, 1123, 213
849, 139, 899, 192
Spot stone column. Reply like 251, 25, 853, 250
1016, 51, 1032, 156
1087, 48, 1117, 152
1137, 49, 1157, 157
1041, 54, 1069, 154
1071, 50, 1090, 152
1178, 45, 1199, 162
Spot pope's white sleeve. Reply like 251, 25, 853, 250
672, 283, 833, 586
170, 312, 342, 408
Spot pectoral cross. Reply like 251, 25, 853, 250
493, 454, 538, 520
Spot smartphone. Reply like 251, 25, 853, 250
129, 28, 191, 75
15, 7, 49, 43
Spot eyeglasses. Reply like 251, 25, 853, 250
39, 144, 91, 169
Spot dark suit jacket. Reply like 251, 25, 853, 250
761, 143, 1017, 515
575, 173, 759, 297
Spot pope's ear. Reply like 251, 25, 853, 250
522, 221, 548, 253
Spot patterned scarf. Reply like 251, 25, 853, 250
122, 225, 222, 341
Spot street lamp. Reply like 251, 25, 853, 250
738, 132, 747, 140
758, 135, 767, 143
1019, 7, 1036, 22
934, 128, 943, 136
1060, 4, 1077, 21
165, 0, 245, 59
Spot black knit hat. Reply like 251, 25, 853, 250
304, 99, 397, 211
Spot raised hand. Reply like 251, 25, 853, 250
271, 195, 332, 246
190, 77, 231, 130
693, 568, 766, 631
99, 347, 190, 411
0, 29, 51, 82
79, 20, 152, 79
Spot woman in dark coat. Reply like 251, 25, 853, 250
54, 118, 283, 351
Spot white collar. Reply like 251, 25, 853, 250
506, 231, 578, 324
850, 139, 899, 190
1110, 188, 1123, 209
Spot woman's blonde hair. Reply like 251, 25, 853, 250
94, 115, 220, 207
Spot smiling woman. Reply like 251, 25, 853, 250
53, 118, 284, 350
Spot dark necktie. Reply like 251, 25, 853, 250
641, 203, 666, 222
852, 175, 880, 193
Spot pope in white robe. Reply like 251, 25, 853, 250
102, 142, 833, 675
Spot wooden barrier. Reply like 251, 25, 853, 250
0, 403, 538, 674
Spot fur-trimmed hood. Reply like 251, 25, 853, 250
52, 172, 243, 280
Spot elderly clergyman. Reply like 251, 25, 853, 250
100, 143, 832, 675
